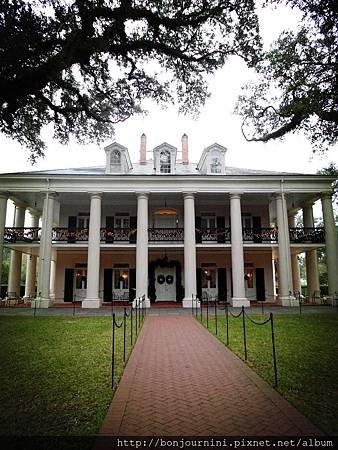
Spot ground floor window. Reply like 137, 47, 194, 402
113, 268, 129, 290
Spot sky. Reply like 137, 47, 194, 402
1, 2, 337, 224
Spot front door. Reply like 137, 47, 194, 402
155, 266, 176, 301
201, 267, 217, 298
74, 268, 87, 301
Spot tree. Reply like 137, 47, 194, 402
0, 0, 261, 162
235, 0, 338, 153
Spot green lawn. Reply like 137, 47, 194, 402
197, 311, 338, 435
0, 315, 139, 437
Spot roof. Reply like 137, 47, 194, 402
1, 161, 305, 177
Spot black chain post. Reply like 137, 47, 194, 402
200, 296, 203, 323
192, 294, 194, 314
225, 304, 229, 346
130, 307, 133, 346
135, 299, 138, 333
206, 295, 209, 329
214, 296, 218, 335
261, 301, 264, 316
270, 313, 278, 388
34, 296, 37, 317
299, 292, 302, 315
111, 313, 116, 389
123, 308, 126, 363
72, 294, 75, 317
242, 306, 247, 360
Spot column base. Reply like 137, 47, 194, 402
182, 297, 200, 308
82, 297, 102, 308
31, 298, 51, 308
278, 295, 299, 307
231, 297, 250, 308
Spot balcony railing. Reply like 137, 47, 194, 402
242, 227, 278, 243
289, 227, 325, 244
3, 226, 326, 244
148, 228, 184, 242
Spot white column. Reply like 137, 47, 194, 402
24, 213, 39, 298
183, 192, 197, 307
8, 203, 26, 296
288, 215, 301, 293
276, 193, 296, 305
36, 193, 56, 307
136, 192, 150, 306
49, 250, 57, 301
83, 193, 102, 308
303, 203, 320, 300
0, 193, 8, 290
321, 194, 338, 296
230, 193, 249, 307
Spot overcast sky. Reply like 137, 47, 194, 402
1, 2, 337, 224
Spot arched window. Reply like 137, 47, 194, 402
110, 150, 121, 165
160, 150, 171, 173
210, 156, 221, 174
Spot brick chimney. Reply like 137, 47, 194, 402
140, 133, 147, 164
181, 133, 188, 165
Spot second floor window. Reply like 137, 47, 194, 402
160, 150, 171, 173
210, 157, 221, 174
110, 150, 121, 165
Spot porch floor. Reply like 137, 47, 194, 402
98, 316, 321, 436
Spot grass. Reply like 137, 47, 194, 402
196, 310, 338, 435
0, 314, 141, 437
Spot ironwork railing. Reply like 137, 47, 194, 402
148, 228, 184, 241
52, 227, 89, 241
100, 228, 136, 242
242, 227, 278, 243
4, 227, 41, 242
289, 227, 325, 244
198, 228, 231, 242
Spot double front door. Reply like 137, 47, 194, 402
155, 267, 176, 301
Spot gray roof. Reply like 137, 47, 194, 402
3, 160, 305, 177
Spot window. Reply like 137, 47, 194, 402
201, 216, 216, 229
160, 150, 171, 173
202, 269, 216, 289
110, 150, 121, 165
210, 156, 221, 174
113, 269, 129, 290
115, 216, 130, 229
245, 269, 254, 288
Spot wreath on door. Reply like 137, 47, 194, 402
166, 275, 174, 284
157, 275, 165, 284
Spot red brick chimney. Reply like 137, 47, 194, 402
140, 133, 147, 164
181, 133, 188, 165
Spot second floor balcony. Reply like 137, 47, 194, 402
4, 226, 326, 245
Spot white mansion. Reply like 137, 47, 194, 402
0, 134, 337, 308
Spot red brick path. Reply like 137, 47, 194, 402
99, 316, 321, 436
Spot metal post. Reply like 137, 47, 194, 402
135, 299, 138, 332
192, 294, 194, 314
270, 313, 278, 387
206, 295, 209, 328
200, 296, 203, 323
111, 313, 116, 389
123, 308, 126, 363
214, 296, 218, 335
34, 296, 37, 317
261, 301, 264, 316
242, 306, 247, 360
73, 293, 75, 317
130, 307, 133, 346
225, 304, 229, 346
138, 298, 141, 329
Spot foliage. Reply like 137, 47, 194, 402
0, 316, 135, 438
0, 0, 261, 162
199, 313, 338, 435
236, 0, 338, 152
317, 163, 338, 206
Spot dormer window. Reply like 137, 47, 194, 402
110, 150, 121, 166
197, 143, 227, 175
160, 150, 171, 173
153, 143, 177, 174
104, 142, 132, 174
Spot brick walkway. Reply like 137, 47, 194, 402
99, 316, 321, 436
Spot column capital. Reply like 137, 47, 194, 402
321, 192, 333, 201
14, 200, 27, 209
229, 192, 243, 200
40, 191, 58, 200
183, 192, 195, 199
136, 191, 149, 199
0, 191, 9, 200
88, 192, 102, 199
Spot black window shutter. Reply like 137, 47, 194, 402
216, 216, 225, 243
255, 268, 266, 301
104, 269, 113, 301
64, 268, 74, 302
68, 216, 77, 243
253, 216, 262, 243
130, 216, 137, 244
218, 268, 227, 302
129, 268, 136, 301
195, 216, 202, 243
106, 216, 114, 243
196, 268, 202, 300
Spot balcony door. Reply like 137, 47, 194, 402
154, 215, 176, 228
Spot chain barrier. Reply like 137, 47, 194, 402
111, 295, 146, 389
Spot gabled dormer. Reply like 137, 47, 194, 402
197, 143, 227, 175
153, 143, 177, 174
104, 142, 132, 174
